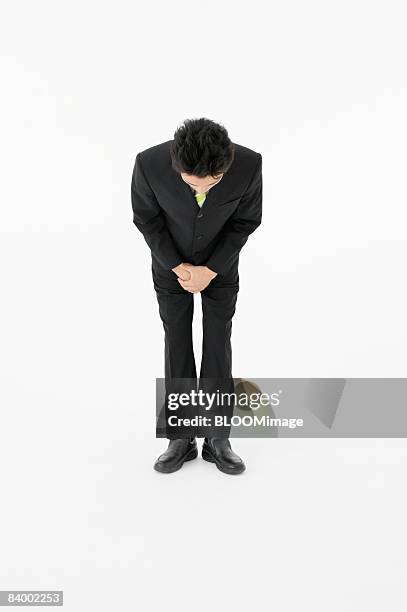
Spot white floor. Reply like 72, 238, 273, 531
1, 418, 407, 611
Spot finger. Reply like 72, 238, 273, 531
178, 279, 194, 289
180, 263, 194, 278
180, 281, 199, 292
182, 264, 194, 278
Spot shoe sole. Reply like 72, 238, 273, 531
154, 447, 198, 474
202, 447, 246, 475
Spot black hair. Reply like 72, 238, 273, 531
170, 117, 235, 178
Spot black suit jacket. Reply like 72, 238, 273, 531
131, 140, 262, 277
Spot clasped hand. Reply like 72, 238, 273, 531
172, 263, 217, 293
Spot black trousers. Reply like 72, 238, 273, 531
152, 260, 239, 439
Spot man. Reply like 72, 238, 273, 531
131, 117, 262, 475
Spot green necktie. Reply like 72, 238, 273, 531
194, 191, 207, 208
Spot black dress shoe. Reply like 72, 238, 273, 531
202, 438, 246, 475
154, 438, 198, 473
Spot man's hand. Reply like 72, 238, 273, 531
176, 263, 218, 293
172, 263, 191, 281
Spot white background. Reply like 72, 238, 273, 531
1, 1, 407, 610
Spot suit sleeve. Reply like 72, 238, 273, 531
131, 153, 183, 271
205, 153, 262, 277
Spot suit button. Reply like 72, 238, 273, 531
196, 234, 203, 240
197, 213, 204, 219
195, 251, 201, 256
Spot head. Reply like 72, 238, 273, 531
170, 117, 235, 194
